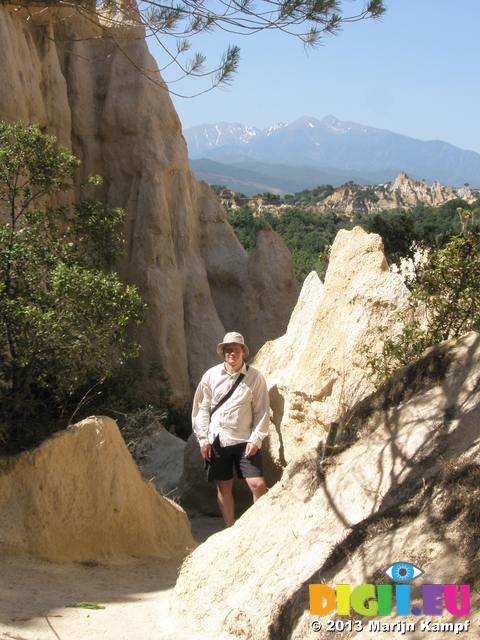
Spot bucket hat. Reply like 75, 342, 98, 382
217, 332, 250, 358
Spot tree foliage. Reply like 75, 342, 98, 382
227, 203, 348, 281
27, 0, 385, 97
141, 0, 386, 95
363, 210, 480, 386
418, 221, 480, 340
0, 121, 146, 451
362, 210, 417, 266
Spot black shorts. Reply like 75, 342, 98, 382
205, 437, 264, 482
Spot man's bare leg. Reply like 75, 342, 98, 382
216, 479, 235, 527
246, 476, 267, 502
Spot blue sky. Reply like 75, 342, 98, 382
147, 1, 480, 154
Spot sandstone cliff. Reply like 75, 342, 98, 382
0, 3, 299, 402
231, 172, 478, 217
315, 172, 476, 215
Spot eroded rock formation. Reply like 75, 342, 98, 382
0, 3, 299, 402
178, 227, 411, 514
314, 172, 476, 215
0, 417, 194, 561
254, 226, 411, 471
172, 332, 480, 639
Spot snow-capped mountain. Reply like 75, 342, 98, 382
183, 116, 480, 189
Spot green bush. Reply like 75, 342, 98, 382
361, 210, 417, 267
0, 121, 146, 451
227, 205, 266, 254
363, 210, 480, 386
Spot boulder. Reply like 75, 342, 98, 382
171, 332, 480, 639
254, 226, 411, 467
136, 428, 186, 497
0, 417, 194, 562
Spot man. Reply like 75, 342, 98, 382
192, 331, 269, 527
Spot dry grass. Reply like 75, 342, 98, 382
437, 459, 480, 559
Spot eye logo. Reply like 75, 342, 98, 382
384, 562, 424, 583
310, 561, 470, 618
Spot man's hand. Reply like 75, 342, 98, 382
245, 442, 259, 458
201, 444, 212, 461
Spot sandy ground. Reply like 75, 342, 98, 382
0, 515, 224, 640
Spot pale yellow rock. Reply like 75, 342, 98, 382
0, 417, 194, 562
254, 226, 411, 465
255, 270, 324, 383
256, 270, 324, 474
392, 171, 444, 207
239, 223, 300, 356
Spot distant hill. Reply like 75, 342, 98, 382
184, 116, 480, 193
188, 158, 391, 196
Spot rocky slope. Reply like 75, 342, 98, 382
172, 331, 480, 639
314, 172, 477, 215
254, 226, 411, 472
224, 172, 478, 216
0, 2, 299, 402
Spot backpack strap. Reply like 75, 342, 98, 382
210, 365, 249, 417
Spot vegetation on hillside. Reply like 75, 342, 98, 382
224, 183, 480, 385
227, 204, 350, 281
225, 187, 478, 283
0, 122, 146, 452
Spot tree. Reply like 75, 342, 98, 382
227, 204, 265, 253
414, 211, 480, 342
362, 210, 417, 267
363, 210, 480, 386
0, 121, 146, 450
25, 0, 386, 97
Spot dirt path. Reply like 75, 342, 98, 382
0, 516, 224, 640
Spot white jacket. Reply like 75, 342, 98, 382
192, 362, 269, 448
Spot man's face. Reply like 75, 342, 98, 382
223, 343, 244, 369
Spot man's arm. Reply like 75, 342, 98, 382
191, 377, 213, 449
247, 371, 270, 451
200, 443, 212, 461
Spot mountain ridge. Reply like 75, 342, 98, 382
184, 116, 480, 192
